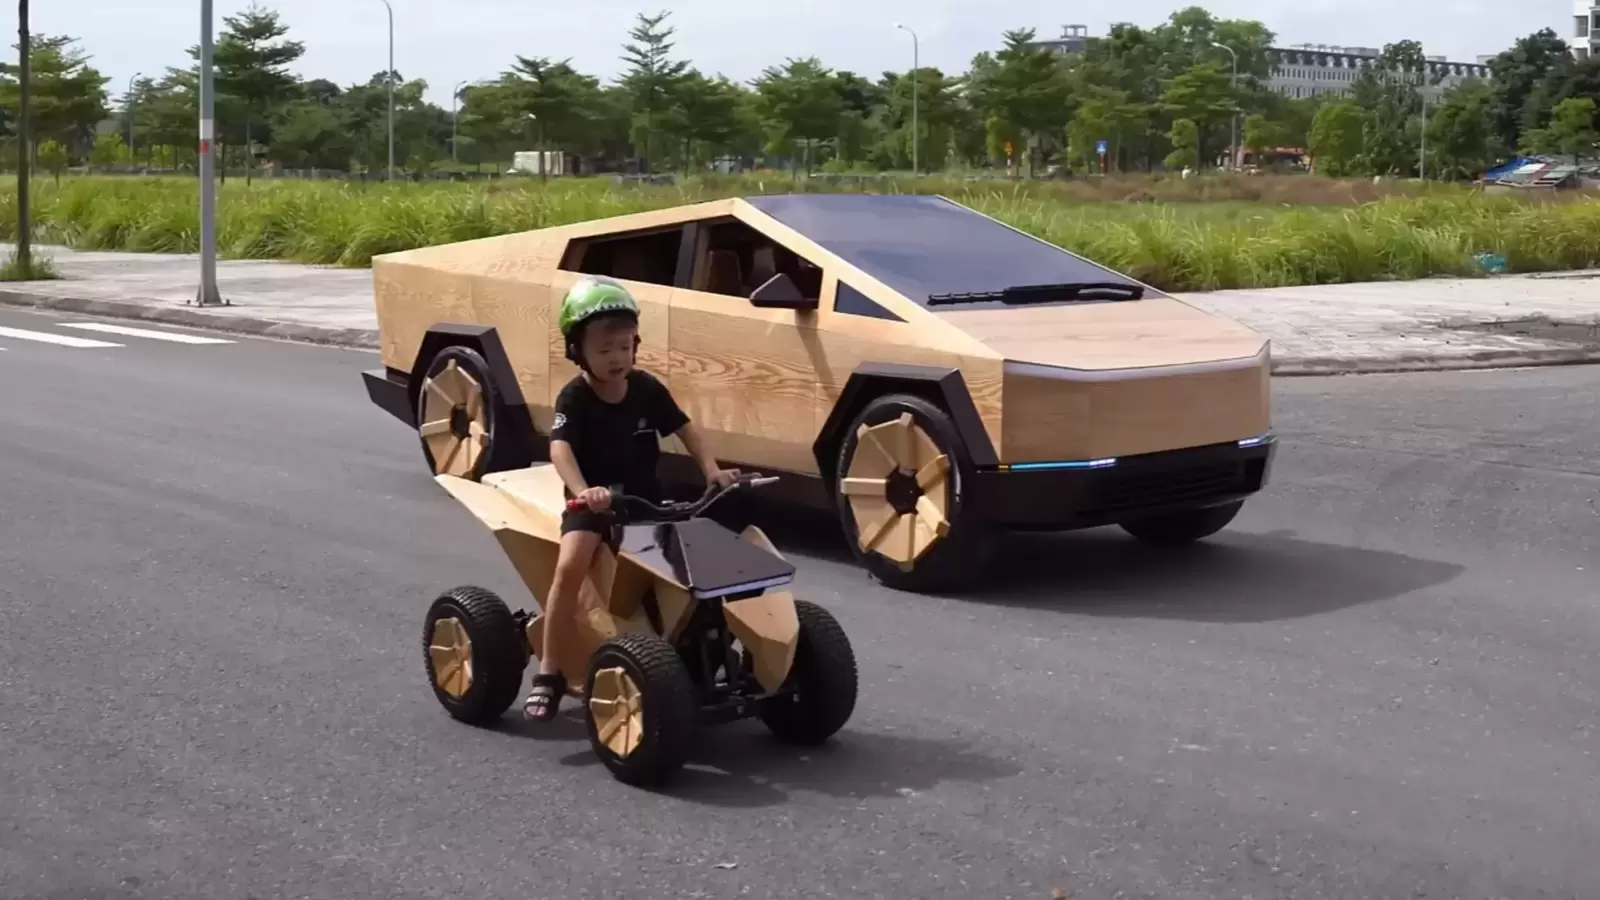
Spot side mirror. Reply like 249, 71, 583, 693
749, 272, 817, 310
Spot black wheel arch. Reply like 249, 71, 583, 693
812, 362, 998, 483
408, 323, 547, 467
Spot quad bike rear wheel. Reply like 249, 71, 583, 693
758, 599, 858, 746
416, 345, 504, 481
423, 585, 528, 724
583, 632, 699, 787
1119, 500, 1244, 546
833, 393, 997, 593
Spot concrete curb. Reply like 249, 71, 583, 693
0, 289, 381, 349
3, 287, 1598, 376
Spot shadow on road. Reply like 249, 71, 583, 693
743, 499, 1464, 623
960, 527, 1465, 623
552, 721, 1019, 809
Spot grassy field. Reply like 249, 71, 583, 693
0, 172, 1595, 292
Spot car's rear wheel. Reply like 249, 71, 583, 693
832, 393, 997, 593
416, 345, 505, 481
1118, 500, 1244, 545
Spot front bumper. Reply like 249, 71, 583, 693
363, 367, 415, 427
968, 433, 1277, 530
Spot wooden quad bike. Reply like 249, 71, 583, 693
420, 465, 859, 787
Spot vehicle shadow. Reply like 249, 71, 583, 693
954, 528, 1465, 623
552, 721, 1021, 809
744, 500, 1464, 624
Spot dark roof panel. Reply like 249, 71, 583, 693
744, 193, 1158, 308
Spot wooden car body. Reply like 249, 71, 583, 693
362, 193, 1276, 578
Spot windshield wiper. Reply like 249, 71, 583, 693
926, 281, 1145, 306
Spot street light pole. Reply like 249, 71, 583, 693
895, 22, 919, 176
379, 0, 394, 180
127, 71, 140, 167
1211, 41, 1238, 169
451, 79, 466, 164
193, 0, 224, 306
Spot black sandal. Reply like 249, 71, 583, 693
523, 672, 567, 721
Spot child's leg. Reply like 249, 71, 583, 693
524, 525, 603, 721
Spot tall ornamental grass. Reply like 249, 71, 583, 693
0, 174, 1593, 292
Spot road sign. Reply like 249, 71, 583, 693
1096, 140, 1108, 156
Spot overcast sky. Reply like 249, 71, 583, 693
0, 0, 1574, 109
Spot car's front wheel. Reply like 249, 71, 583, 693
832, 393, 997, 593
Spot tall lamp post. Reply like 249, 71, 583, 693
1210, 40, 1238, 169
379, 0, 394, 180
451, 79, 467, 163
894, 22, 919, 176
193, 0, 224, 305
17, 0, 31, 274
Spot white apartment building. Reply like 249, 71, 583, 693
1575, 1, 1599, 58
1266, 44, 1491, 100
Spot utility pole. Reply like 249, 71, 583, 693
127, 71, 140, 167
17, 0, 30, 273
192, 0, 224, 306
1211, 41, 1239, 169
895, 22, 919, 175
380, 0, 394, 180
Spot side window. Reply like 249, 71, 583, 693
558, 226, 683, 287
693, 219, 824, 302
834, 281, 904, 322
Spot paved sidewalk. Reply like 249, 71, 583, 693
2, 243, 1599, 374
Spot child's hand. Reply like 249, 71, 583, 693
577, 486, 612, 510
707, 467, 740, 488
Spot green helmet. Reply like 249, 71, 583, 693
558, 275, 639, 339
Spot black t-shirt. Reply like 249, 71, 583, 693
548, 370, 690, 502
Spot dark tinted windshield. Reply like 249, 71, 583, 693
743, 193, 1158, 309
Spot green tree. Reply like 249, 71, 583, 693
619, 11, 690, 172
1164, 117, 1198, 169
1351, 39, 1430, 175
1241, 112, 1285, 164
1158, 60, 1235, 165
1543, 96, 1599, 162
966, 29, 1074, 172
1067, 86, 1147, 171
507, 56, 604, 173
0, 34, 111, 159
1424, 79, 1496, 179
1485, 29, 1573, 155
1308, 100, 1363, 175
212, 2, 305, 182
36, 137, 65, 182
752, 57, 844, 171
667, 71, 749, 172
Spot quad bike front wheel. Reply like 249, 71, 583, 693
833, 393, 997, 593
1119, 500, 1244, 546
423, 585, 528, 724
416, 345, 503, 481
583, 632, 699, 787
758, 599, 858, 746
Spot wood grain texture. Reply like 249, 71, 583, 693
1001, 354, 1271, 462
937, 296, 1267, 372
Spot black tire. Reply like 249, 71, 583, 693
415, 344, 509, 481
1119, 500, 1244, 545
832, 392, 997, 593
422, 585, 528, 724
583, 632, 700, 788
758, 599, 858, 745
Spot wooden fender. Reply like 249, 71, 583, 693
722, 591, 800, 693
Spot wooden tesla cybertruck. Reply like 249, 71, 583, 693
362, 192, 1278, 594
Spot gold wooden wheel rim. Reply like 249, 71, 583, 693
428, 616, 474, 698
839, 411, 951, 566
588, 666, 644, 758
419, 359, 488, 478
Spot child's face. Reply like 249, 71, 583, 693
580, 317, 638, 383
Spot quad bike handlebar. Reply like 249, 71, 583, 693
566, 473, 779, 524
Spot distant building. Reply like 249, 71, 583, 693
1024, 25, 1492, 100
1266, 44, 1491, 100
1575, 1, 1598, 58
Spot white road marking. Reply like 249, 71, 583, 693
58, 322, 235, 344
0, 325, 123, 348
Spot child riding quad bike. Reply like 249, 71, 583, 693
421, 465, 860, 787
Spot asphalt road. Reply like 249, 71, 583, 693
2, 305, 1597, 900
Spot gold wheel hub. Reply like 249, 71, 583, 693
419, 359, 488, 478
429, 616, 474, 698
588, 666, 644, 758
840, 412, 951, 567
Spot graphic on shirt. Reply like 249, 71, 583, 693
553, 413, 566, 430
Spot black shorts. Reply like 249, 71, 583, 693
560, 507, 623, 550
